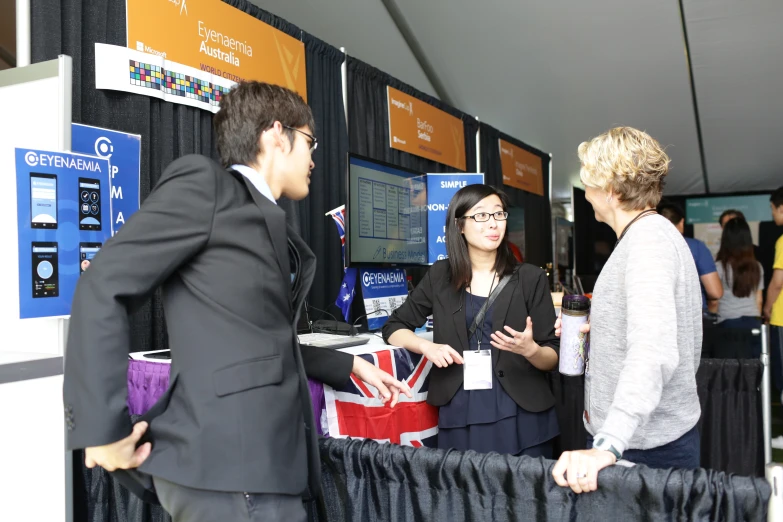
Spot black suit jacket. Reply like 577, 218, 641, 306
382, 260, 559, 411
63, 155, 353, 497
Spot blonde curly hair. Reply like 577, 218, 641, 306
578, 127, 670, 211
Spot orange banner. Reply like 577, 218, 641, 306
499, 139, 544, 196
126, 0, 307, 100
387, 87, 466, 171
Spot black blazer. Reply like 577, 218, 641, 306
382, 260, 559, 412
63, 155, 353, 498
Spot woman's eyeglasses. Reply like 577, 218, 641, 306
461, 211, 509, 222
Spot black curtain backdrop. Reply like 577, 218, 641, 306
549, 358, 765, 477
79, 357, 766, 522
697, 359, 765, 477
480, 123, 553, 269
347, 57, 478, 175
223, 0, 350, 317
317, 437, 769, 522
31, 0, 350, 336
572, 186, 615, 292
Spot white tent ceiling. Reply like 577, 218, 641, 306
252, 0, 783, 200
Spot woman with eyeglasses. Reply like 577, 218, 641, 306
382, 184, 560, 456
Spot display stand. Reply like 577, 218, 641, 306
0, 56, 73, 522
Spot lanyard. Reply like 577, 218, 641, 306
467, 273, 496, 351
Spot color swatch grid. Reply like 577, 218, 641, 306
129, 60, 230, 106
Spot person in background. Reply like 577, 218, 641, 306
658, 203, 723, 314
552, 127, 702, 494
718, 209, 764, 266
383, 184, 560, 458
719, 209, 746, 228
764, 187, 783, 432
715, 217, 764, 355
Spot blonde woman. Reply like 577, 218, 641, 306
552, 127, 702, 494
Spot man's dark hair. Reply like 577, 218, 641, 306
771, 186, 783, 208
213, 82, 315, 167
719, 209, 745, 225
657, 201, 685, 226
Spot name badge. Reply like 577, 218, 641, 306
463, 349, 492, 390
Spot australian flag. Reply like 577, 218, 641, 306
328, 205, 357, 321
328, 205, 348, 267
323, 348, 438, 447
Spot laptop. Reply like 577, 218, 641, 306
296, 303, 370, 350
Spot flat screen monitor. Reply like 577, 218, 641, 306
347, 154, 428, 266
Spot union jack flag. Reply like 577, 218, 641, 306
324, 347, 438, 447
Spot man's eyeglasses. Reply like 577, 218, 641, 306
461, 211, 509, 223
283, 125, 318, 153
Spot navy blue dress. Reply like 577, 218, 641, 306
437, 293, 559, 457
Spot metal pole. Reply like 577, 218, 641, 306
380, 0, 455, 106
475, 116, 480, 174
549, 153, 556, 282
16, 0, 31, 67
766, 463, 782, 522
762, 325, 773, 465
340, 47, 348, 128
61, 317, 72, 522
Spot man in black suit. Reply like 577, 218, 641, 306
63, 82, 411, 521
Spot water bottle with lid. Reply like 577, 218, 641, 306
559, 294, 590, 376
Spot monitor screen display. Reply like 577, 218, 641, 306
347, 154, 428, 266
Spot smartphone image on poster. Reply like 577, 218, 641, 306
79, 242, 102, 274
32, 242, 59, 298
79, 177, 101, 231
30, 173, 58, 229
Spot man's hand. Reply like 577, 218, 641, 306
551, 448, 616, 494
84, 421, 151, 472
352, 356, 413, 407
554, 312, 591, 338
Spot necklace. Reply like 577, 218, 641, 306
615, 209, 657, 248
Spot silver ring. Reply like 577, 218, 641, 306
576, 472, 587, 479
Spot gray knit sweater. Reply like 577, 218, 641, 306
584, 214, 702, 454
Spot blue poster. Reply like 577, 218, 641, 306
16, 148, 112, 318
71, 123, 141, 235
359, 268, 408, 331
426, 173, 484, 263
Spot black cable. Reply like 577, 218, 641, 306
306, 304, 339, 322
352, 308, 391, 333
